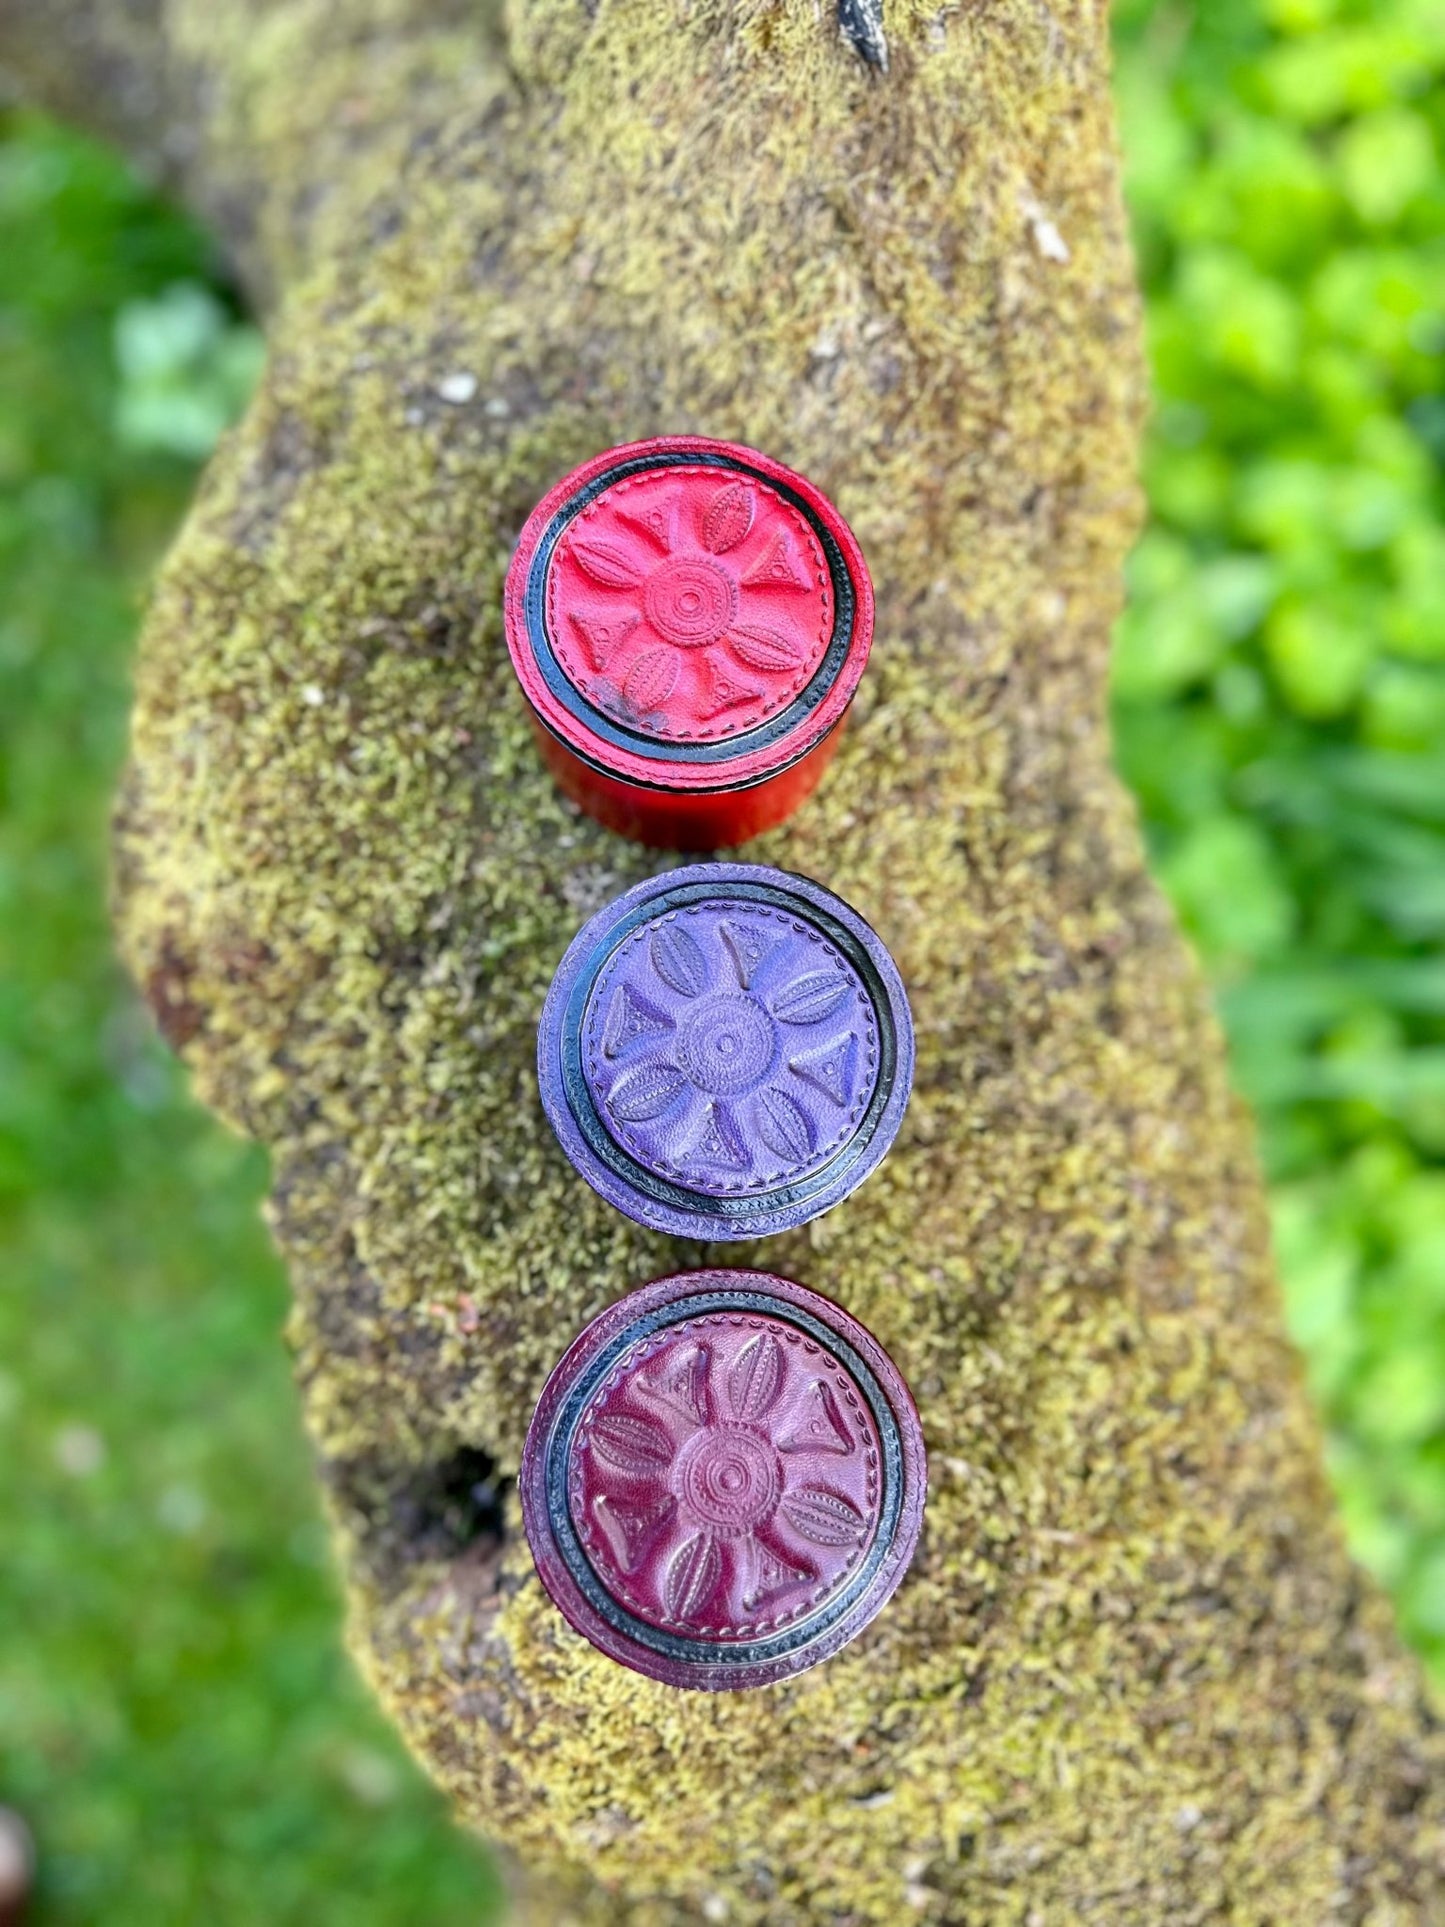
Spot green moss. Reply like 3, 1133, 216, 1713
102, 0, 1443, 1918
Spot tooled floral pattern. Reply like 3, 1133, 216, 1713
545, 466, 833, 742
569, 1315, 883, 1638
581, 902, 881, 1198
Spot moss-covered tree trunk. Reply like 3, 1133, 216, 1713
5, 1, 1442, 1919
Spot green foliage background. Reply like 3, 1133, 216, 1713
0, 0, 1441, 1916
0, 124, 501, 1927
1114, 0, 1445, 1660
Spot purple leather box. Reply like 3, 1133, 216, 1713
536, 863, 915, 1241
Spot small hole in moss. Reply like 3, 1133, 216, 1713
329, 1445, 512, 1595
398, 1446, 509, 1558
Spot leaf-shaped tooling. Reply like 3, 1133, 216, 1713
728, 1330, 785, 1424
728, 624, 806, 673
664, 1531, 723, 1622
606, 1059, 687, 1124
771, 971, 852, 1026
624, 646, 681, 715
649, 921, 708, 999
570, 538, 642, 589
589, 1412, 674, 1474
755, 1086, 814, 1164
780, 1485, 867, 1547
701, 481, 754, 554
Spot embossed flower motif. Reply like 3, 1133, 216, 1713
576, 1326, 877, 1631
592, 912, 873, 1189
556, 476, 829, 735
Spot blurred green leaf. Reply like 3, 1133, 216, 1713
114, 284, 264, 458
1336, 107, 1437, 226
1158, 813, 1297, 965
1264, 591, 1379, 716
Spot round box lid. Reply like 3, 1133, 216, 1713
504, 438, 874, 796
536, 863, 914, 1241
519, 1269, 927, 1690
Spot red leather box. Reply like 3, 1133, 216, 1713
503, 437, 875, 849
